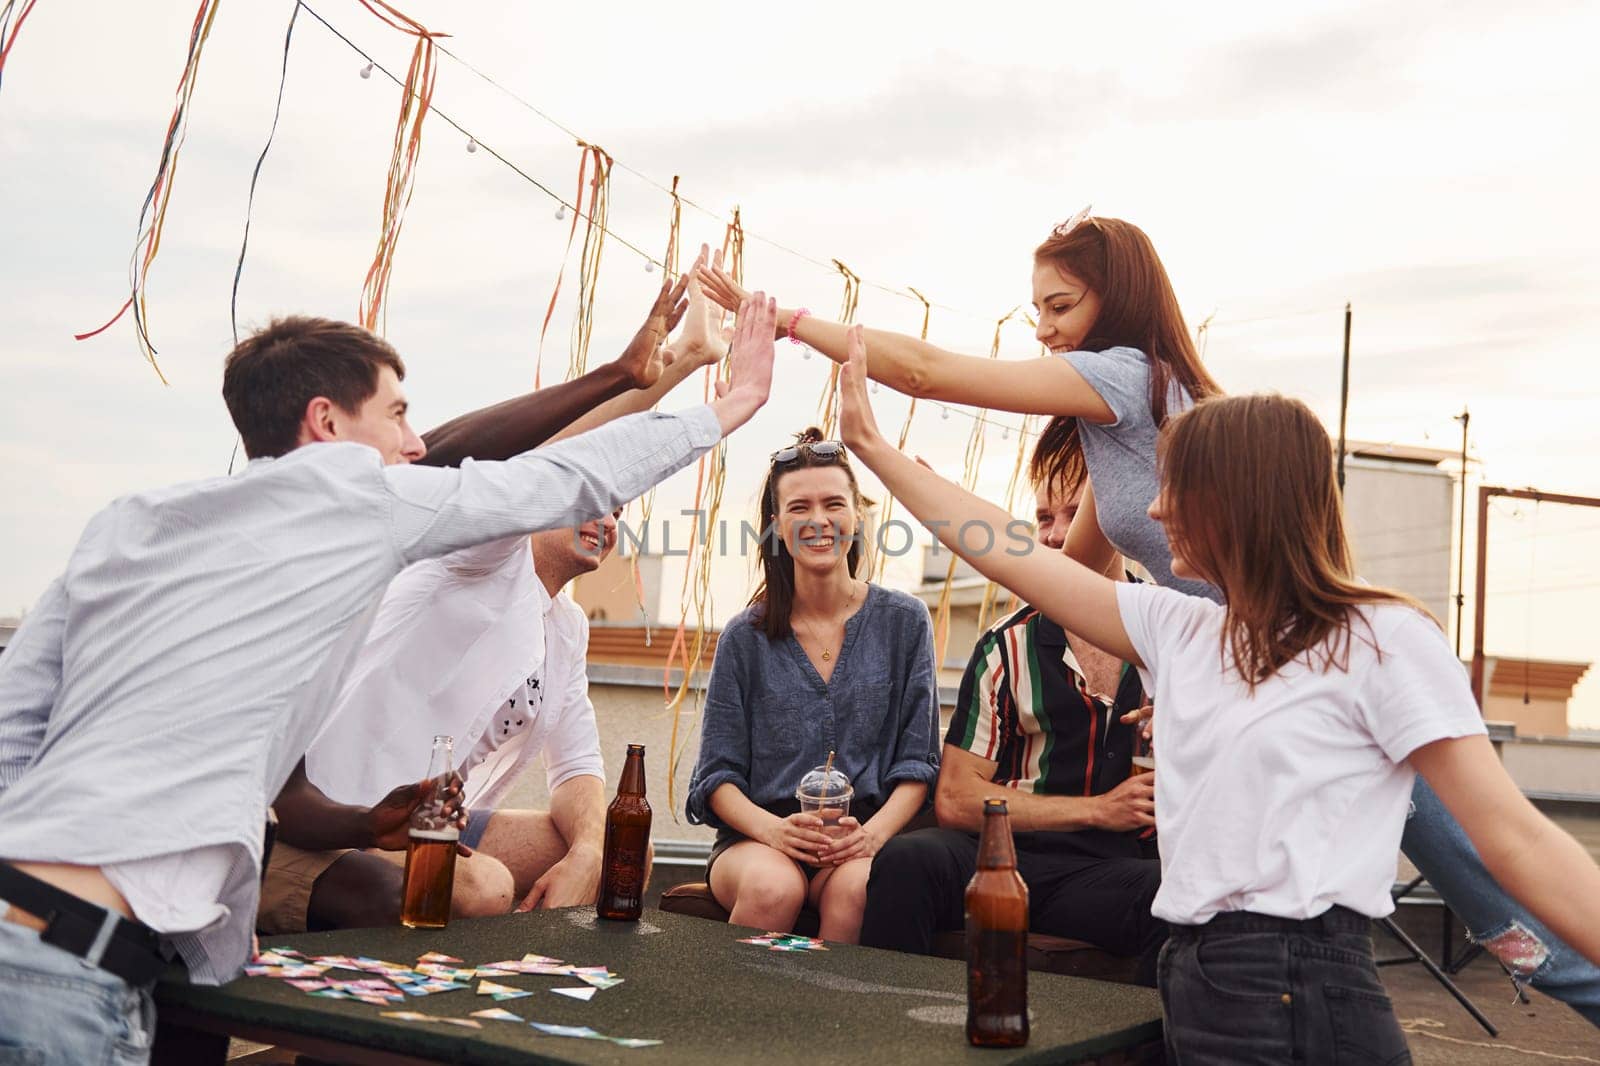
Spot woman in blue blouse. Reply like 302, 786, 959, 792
687, 429, 940, 943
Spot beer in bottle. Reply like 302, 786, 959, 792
400, 735, 458, 929
965, 797, 1029, 1047
596, 743, 651, 921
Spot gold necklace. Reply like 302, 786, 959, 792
796, 581, 859, 662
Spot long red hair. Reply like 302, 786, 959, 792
1157, 394, 1432, 689
1031, 217, 1222, 497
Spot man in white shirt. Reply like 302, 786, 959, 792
257, 274, 729, 933
0, 284, 776, 1063
261, 506, 633, 932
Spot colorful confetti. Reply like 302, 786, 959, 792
476, 980, 534, 1001
551, 986, 597, 1001
736, 932, 828, 952
470, 1007, 525, 1022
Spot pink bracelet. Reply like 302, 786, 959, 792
787, 307, 812, 345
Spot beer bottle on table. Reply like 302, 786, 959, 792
965, 797, 1029, 1047
400, 735, 458, 929
596, 743, 651, 921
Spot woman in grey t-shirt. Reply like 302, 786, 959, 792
686, 430, 940, 944
698, 216, 1223, 601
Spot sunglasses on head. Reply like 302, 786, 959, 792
770, 440, 846, 465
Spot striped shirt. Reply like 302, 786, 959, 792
0, 406, 721, 984
948, 603, 1146, 855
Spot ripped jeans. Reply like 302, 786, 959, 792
1402, 777, 1600, 1027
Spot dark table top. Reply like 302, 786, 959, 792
157, 907, 1162, 1065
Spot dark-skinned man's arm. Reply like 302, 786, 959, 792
417, 272, 691, 467
273, 759, 470, 855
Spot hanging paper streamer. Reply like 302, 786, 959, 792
977, 411, 1036, 631
355, 0, 443, 335
872, 286, 932, 582
74, 0, 224, 382
628, 175, 685, 642
566, 143, 613, 381
537, 142, 610, 386
0, 0, 41, 99
815, 259, 861, 438
930, 306, 1020, 663
661, 208, 745, 816
230, 2, 300, 345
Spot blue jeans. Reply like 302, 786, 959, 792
1402, 776, 1600, 1027
1158, 907, 1411, 1065
0, 916, 156, 1065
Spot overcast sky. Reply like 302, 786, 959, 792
2, 0, 1598, 724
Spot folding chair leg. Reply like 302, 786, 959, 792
1378, 917, 1498, 1038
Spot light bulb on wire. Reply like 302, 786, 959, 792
359, 62, 373, 79
466, 137, 477, 154
554, 204, 566, 221
644, 260, 655, 274
940, 407, 951, 421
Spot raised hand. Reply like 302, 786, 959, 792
837, 324, 885, 453
614, 269, 692, 389
694, 247, 751, 317
662, 245, 728, 373
708, 291, 777, 435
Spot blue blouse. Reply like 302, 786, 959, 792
686, 583, 941, 828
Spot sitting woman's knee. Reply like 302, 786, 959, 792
451, 854, 515, 918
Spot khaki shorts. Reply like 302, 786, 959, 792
256, 842, 351, 936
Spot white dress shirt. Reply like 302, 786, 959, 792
305, 535, 604, 812
0, 406, 721, 983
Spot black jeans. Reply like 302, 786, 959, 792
1159, 908, 1412, 1065
859, 827, 1166, 986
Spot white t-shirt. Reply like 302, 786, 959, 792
460, 676, 544, 780
1116, 582, 1487, 926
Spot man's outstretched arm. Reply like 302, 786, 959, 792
418, 273, 691, 468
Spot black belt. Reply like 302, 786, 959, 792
0, 861, 167, 986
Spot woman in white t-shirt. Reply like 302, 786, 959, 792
834, 338, 1600, 1064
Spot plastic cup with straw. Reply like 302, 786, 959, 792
796, 750, 853, 846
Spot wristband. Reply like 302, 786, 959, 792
787, 307, 812, 345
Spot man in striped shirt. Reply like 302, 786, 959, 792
859, 474, 1166, 984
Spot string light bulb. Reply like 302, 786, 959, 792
466, 137, 477, 153
940, 407, 951, 421
359, 62, 373, 79
554, 204, 566, 221
871, 381, 879, 394
644, 260, 655, 273
1001, 425, 1010, 440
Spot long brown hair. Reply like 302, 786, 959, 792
1156, 393, 1432, 689
1031, 217, 1223, 499
748, 427, 865, 641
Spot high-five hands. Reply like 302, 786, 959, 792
707, 292, 777, 435
662, 245, 729, 373
836, 324, 885, 454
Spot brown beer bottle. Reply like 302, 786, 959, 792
400, 735, 458, 929
965, 797, 1029, 1047
596, 743, 651, 921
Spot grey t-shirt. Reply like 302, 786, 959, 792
1061, 346, 1223, 603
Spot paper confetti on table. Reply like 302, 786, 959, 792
477, 980, 534, 1001
574, 971, 624, 990
551, 986, 597, 1001
437, 1018, 484, 1029
737, 932, 828, 952
418, 951, 464, 964
470, 1007, 526, 1022
401, 980, 471, 997
380, 1011, 430, 1022
530, 1021, 663, 1048
532, 1023, 604, 1039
